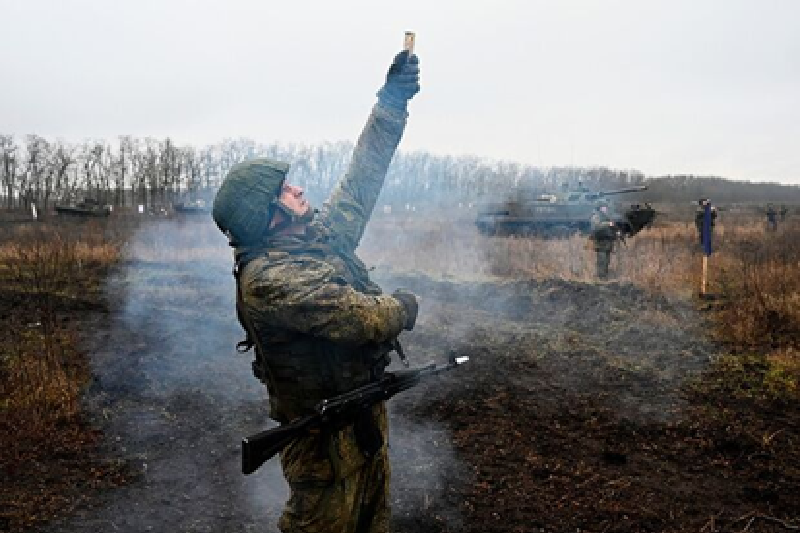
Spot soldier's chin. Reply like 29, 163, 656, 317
297, 205, 316, 225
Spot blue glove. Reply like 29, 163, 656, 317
376, 50, 420, 112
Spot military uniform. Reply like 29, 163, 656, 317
230, 102, 410, 533
694, 203, 717, 246
766, 205, 778, 231
212, 49, 419, 533
590, 208, 616, 280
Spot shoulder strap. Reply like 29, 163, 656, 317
232, 259, 282, 397
233, 261, 256, 354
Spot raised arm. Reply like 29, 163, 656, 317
320, 51, 420, 251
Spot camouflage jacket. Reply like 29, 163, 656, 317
590, 211, 617, 250
694, 206, 717, 230
236, 103, 409, 422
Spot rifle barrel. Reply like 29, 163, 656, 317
598, 185, 648, 196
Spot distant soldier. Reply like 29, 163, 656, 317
765, 203, 778, 232
779, 204, 789, 223
590, 203, 618, 280
643, 202, 655, 228
694, 198, 717, 247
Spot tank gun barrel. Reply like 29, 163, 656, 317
597, 185, 648, 197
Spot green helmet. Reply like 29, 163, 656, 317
212, 158, 290, 245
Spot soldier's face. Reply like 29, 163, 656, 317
278, 183, 310, 216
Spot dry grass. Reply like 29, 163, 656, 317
361, 215, 704, 295
765, 347, 800, 396
1, 220, 127, 531
361, 214, 799, 397
1, 212, 797, 530
1, 222, 120, 435
713, 224, 800, 349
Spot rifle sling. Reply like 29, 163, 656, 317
233, 263, 285, 422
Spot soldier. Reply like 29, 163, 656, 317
694, 198, 717, 247
212, 49, 420, 533
643, 202, 655, 228
590, 202, 617, 280
779, 204, 789, 222
765, 203, 778, 231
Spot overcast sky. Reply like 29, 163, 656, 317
2, 0, 798, 184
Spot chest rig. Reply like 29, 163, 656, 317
233, 233, 397, 423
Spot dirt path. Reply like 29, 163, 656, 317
38, 255, 736, 533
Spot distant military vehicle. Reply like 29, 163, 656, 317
54, 197, 111, 217
173, 198, 210, 215
475, 183, 655, 237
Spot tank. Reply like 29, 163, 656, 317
173, 198, 210, 215
54, 197, 111, 217
475, 183, 655, 237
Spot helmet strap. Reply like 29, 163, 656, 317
266, 198, 315, 235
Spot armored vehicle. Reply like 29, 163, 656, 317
173, 198, 210, 214
475, 184, 655, 237
54, 197, 111, 217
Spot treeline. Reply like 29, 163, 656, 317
1, 134, 798, 213
643, 175, 800, 206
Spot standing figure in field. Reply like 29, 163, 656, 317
590, 202, 618, 280
779, 204, 789, 222
642, 202, 656, 229
212, 49, 421, 533
694, 198, 717, 247
765, 203, 778, 232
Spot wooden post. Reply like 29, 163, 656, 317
701, 255, 708, 296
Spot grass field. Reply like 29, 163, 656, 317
1, 212, 798, 531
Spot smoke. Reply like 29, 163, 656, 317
371, 258, 715, 425
388, 413, 468, 530
83, 216, 475, 531
75, 216, 475, 532
61, 217, 289, 533
56, 206, 718, 532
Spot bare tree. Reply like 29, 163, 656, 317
49, 141, 76, 210
116, 136, 137, 207
23, 135, 53, 212
0, 135, 19, 209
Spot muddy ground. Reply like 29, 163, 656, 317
27, 226, 799, 533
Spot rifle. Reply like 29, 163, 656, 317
241, 355, 469, 475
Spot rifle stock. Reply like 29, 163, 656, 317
241, 415, 315, 475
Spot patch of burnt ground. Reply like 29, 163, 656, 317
28, 264, 800, 533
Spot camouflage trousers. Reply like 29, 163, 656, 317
697, 229, 712, 246
595, 247, 612, 280
278, 404, 390, 533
